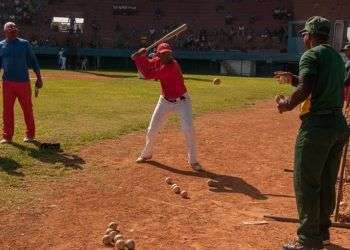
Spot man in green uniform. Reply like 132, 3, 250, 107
275, 16, 349, 250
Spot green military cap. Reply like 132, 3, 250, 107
342, 43, 350, 51
299, 16, 331, 36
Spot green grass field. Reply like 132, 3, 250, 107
0, 70, 290, 207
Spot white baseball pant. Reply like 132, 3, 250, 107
60, 57, 67, 70
141, 93, 198, 164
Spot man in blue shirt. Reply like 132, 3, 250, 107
0, 22, 43, 144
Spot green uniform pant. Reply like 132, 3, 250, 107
294, 112, 349, 247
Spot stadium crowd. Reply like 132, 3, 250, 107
0, 0, 292, 52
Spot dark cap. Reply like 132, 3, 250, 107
342, 43, 350, 51
299, 16, 331, 36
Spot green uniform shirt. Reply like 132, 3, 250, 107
298, 44, 345, 115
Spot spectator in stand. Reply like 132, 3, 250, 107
149, 27, 156, 40
154, 6, 161, 19
238, 25, 245, 37
225, 13, 233, 25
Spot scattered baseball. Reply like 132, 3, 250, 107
108, 230, 117, 240
115, 239, 126, 250
114, 234, 124, 242
125, 239, 136, 249
213, 78, 221, 85
173, 185, 181, 194
207, 179, 218, 187
105, 228, 115, 235
165, 177, 173, 185
102, 234, 113, 246
171, 184, 178, 189
180, 190, 188, 199
108, 221, 118, 231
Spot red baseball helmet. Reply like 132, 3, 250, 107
156, 43, 172, 54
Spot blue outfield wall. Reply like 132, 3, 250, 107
33, 46, 302, 62
33, 47, 302, 75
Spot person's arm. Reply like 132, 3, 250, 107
132, 48, 170, 80
343, 68, 350, 109
276, 50, 318, 113
277, 75, 316, 113
26, 42, 43, 88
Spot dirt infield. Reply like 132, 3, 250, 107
0, 100, 349, 250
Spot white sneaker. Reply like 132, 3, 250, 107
23, 137, 36, 143
0, 138, 11, 144
136, 156, 152, 163
190, 162, 203, 171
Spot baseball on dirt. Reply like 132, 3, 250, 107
108, 222, 118, 231
115, 239, 126, 250
173, 186, 181, 194
213, 78, 221, 85
102, 234, 113, 246
165, 177, 173, 185
105, 228, 115, 235
171, 184, 178, 189
207, 179, 218, 187
108, 230, 117, 240
180, 190, 188, 199
114, 234, 124, 242
125, 239, 136, 249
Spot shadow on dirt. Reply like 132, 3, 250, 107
146, 160, 267, 200
82, 71, 137, 79
326, 244, 350, 250
10, 142, 85, 170
0, 157, 24, 177
262, 193, 295, 199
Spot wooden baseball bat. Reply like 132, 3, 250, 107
131, 24, 188, 58
146, 24, 187, 51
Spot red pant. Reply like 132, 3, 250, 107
2, 81, 35, 140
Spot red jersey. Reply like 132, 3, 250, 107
133, 55, 187, 100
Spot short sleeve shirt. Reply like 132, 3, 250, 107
298, 44, 345, 115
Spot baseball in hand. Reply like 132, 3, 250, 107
275, 95, 286, 104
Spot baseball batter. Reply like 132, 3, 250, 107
131, 43, 202, 171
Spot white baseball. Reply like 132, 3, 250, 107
125, 239, 136, 249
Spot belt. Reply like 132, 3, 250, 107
164, 96, 186, 103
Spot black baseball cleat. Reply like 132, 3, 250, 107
282, 241, 324, 250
